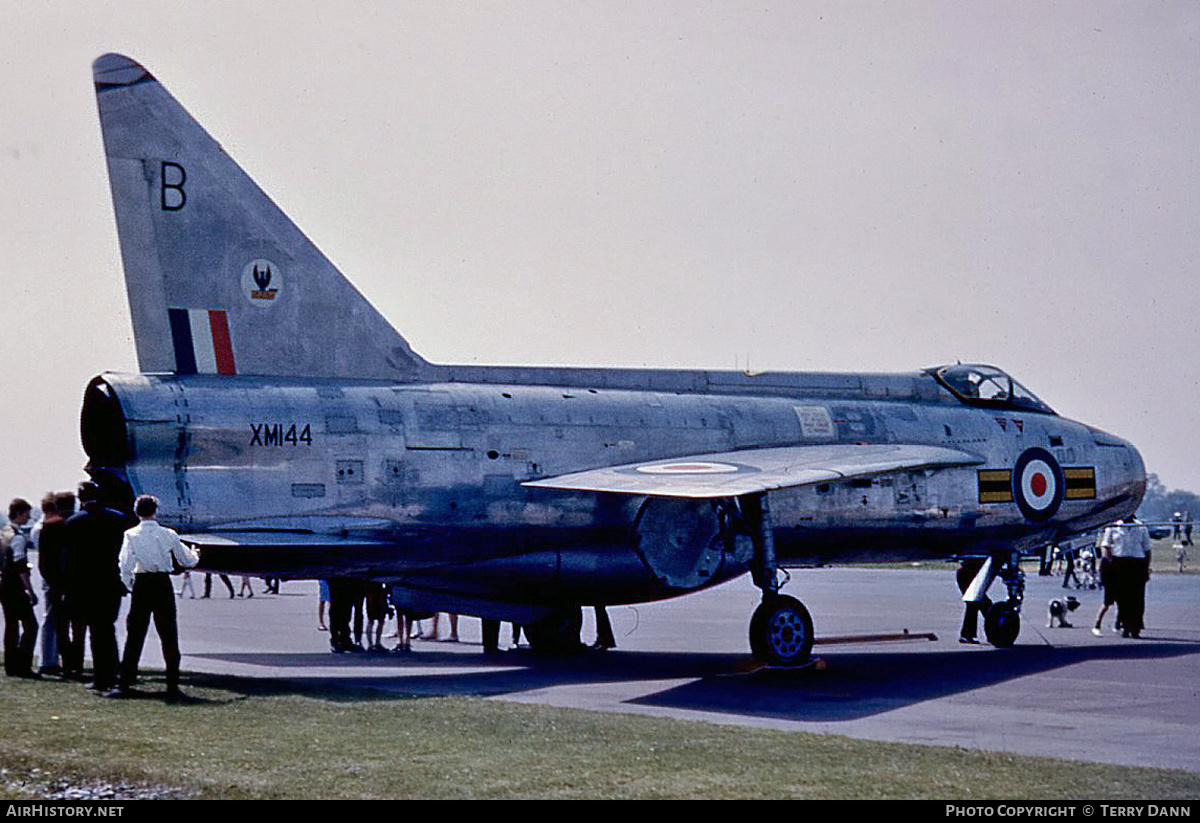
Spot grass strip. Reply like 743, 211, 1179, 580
1, 672, 1197, 799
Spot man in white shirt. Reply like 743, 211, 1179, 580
1098, 516, 1152, 638
108, 495, 199, 700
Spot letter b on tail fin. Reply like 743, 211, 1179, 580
93, 53, 426, 380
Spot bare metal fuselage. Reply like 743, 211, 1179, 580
83, 364, 1144, 619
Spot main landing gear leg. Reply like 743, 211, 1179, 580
984, 552, 1025, 648
744, 494, 814, 666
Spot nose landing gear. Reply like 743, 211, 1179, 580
984, 555, 1025, 647
967, 552, 1025, 648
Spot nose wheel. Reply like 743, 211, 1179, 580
984, 602, 1021, 647
749, 594, 814, 666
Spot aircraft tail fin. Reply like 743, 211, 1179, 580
93, 53, 426, 380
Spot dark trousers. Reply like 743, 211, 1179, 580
482, 618, 500, 652
65, 592, 122, 689
960, 598, 992, 640
328, 580, 365, 647
1, 587, 38, 676
203, 573, 234, 598
1112, 557, 1149, 636
594, 606, 615, 648
120, 574, 181, 691
1062, 553, 1078, 588
62, 612, 84, 679
327, 579, 354, 652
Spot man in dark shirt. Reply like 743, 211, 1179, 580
63, 482, 133, 691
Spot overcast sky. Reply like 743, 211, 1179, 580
1, 1, 1197, 504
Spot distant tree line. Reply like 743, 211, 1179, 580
1136, 473, 1199, 523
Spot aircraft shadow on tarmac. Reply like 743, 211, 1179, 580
190, 638, 1200, 721
630, 641, 1200, 722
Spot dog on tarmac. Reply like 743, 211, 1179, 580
1047, 595, 1081, 628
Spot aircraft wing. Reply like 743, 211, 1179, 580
523, 444, 983, 499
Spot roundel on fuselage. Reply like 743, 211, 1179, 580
1012, 447, 1064, 522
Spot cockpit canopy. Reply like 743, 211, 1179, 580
930, 364, 1055, 415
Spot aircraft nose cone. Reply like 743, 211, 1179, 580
1088, 425, 1146, 510
1127, 440, 1147, 506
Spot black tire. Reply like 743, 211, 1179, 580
984, 601, 1021, 647
525, 606, 583, 655
749, 594, 814, 666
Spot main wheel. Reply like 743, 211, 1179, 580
525, 606, 583, 655
984, 601, 1021, 647
749, 594, 814, 666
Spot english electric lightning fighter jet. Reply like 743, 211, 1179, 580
84, 54, 1146, 664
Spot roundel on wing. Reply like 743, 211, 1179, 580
1012, 447, 1064, 522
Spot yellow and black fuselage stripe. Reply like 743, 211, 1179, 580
1063, 466, 1097, 500
977, 469, 1013, 503
977, 466, 1097, 503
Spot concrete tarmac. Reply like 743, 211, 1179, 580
113, 567, 1200, 773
